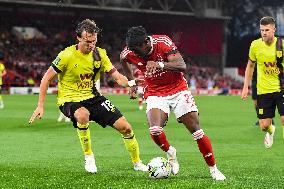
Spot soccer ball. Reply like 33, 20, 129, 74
148, 157, 171, 179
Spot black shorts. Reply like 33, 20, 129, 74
59, 95, 123, 128
256, 91, 284, 119
251, 82, 257, 100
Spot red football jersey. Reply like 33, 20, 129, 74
121, 35, 188, 98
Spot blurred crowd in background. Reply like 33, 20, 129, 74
0, 26, 242, 91
2, 0, 283, 92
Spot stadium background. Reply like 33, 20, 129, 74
0, 0, 284, 188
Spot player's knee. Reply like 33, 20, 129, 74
123, 127, 132, 135
192, 129, 204, 141
119, 124, 132, 135
188, 119, 199, 129
114, 117, 133, 135
259, 120, 270, 129
149, 126, 163, 136
74, 107, 90, 124
179, 113, 200, 132
118, 126, 132, 137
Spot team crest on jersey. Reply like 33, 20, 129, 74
277, 50, 282, 58
94, 61, 101, 68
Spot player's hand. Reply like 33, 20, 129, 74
29, 106, 44, 124
129, 86, 138, 99
241, 87, 249, 100
146, 61, 158, 76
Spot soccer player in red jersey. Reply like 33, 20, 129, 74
120, 26, 226, 180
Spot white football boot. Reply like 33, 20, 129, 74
84, 154, 97, 173
133, 161, 148, 172
167, 146, 179, 175
264, 125, 275, 149
209, 165, 226, 181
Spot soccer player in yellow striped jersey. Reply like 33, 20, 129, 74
29, 19, 148, 173
242, 16, 284, 148
0, 52, 6, 109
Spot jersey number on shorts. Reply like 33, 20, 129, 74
101, 100, 115, 112
184, 93, 191, 103
184, 93, 196, 107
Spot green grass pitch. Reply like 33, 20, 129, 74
0, 94, 283, 188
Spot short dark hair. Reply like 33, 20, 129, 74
126, 26, 147, 47
260, 16, 276, 26
76, 19, 101, 37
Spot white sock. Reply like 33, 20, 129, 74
209, 164, 217, 172
167, 146, 175, 155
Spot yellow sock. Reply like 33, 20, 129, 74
77, 123, 93, 155
122, 131, 140, 164
265, 124, 274, 135
0, 95, 2, 101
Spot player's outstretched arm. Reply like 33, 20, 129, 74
241, 60, 255, 100
110, 70, 142, 88
29, 67, 57, 124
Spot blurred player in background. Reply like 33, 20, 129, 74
133, 68, 145, 110
29, 19, 148, 173
241, 16, 284, 147
120, 26, 226, 180
0, 52, 6, 109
